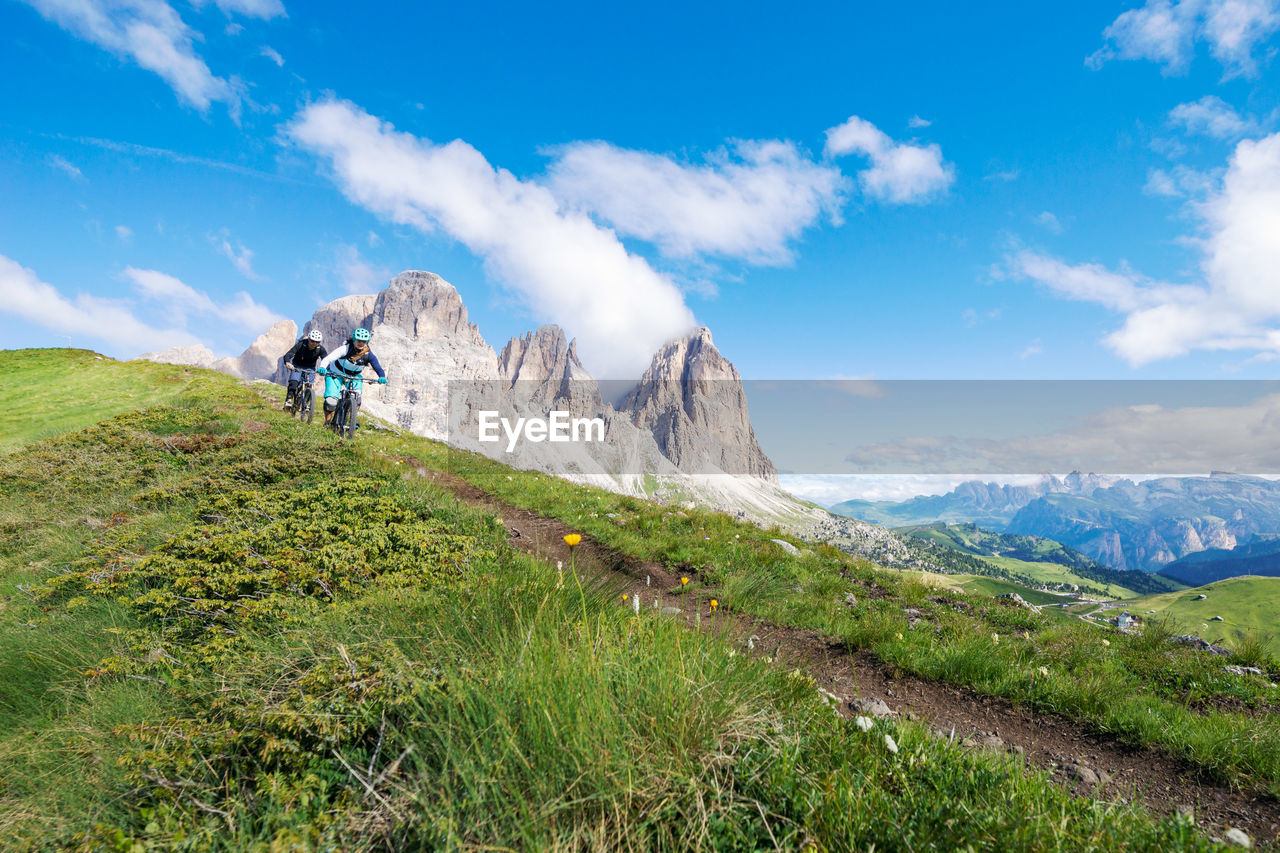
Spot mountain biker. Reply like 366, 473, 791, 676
317, 327, 387, 425
282, 329, 328, 409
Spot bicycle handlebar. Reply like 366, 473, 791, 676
322, 368, 388, 384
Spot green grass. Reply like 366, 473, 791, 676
943, 573, 1077, 607
977, 554, 1140, 598
895, 522, 1166, 598
1118, 577, 1280, 655
0, 349, 237, 452
0, 351, 1262, 849
370, 431, 1280, 800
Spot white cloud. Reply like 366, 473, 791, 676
984, 168, 1020, 182
824, 116, 954, 203
115, 224, 133, 241
545, 140, 847, 264
1035, 211, 1064, 233
1145, 168, 1180, 196
838, 393, 1280, 476
123, 266, 283, 330
779, 473, 1047, 505
0, 254, 194, 351
19, 0, 240, 114
1089, 0, 1280, 78
46, 153, 84, 180
1169, 95, 1261, 138
212, 233, 263, 279
334, 245, 390, 294
259, 45, 284, 66
1009, 132, 1280, 364
907, 115, 932, 128
69, 133, 298, 184
193, 0, 286, 18
1144, 164, 1218, 197
285, 98, 696, 376
1020, 339, 1043, 359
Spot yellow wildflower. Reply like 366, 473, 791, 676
563, 533, 581, 547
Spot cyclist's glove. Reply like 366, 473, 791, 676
377, 377, 387, 384
316, 367, 327, 376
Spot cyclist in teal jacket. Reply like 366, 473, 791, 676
317, 327, 386, 425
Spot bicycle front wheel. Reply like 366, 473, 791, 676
345, 397, 359, 440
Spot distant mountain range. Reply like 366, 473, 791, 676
832, 473, 1114, 529
895, 522, 1181, 595
1159, 537, 1280, 586
833, 472, 1280, 576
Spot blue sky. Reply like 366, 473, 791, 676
2, 0, 1279, 379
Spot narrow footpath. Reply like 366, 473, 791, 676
416, 464, 1280, 845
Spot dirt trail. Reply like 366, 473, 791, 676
417, 466, 1280, 845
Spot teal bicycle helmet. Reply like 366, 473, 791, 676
352, 327, 372, 342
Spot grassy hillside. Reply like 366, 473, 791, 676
0, 350, 1272, 849
0, 349, 236, 452
896, 522, 1182, 598
1119, 577, 1280, 655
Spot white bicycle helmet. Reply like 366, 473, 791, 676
307, 329, 323, 342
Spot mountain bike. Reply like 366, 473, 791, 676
329, 369, 387, 440
289, 369, 317, 424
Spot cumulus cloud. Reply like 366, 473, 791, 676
1008, 132, 1280, 365
285, 98, 696, 376
824, 116, 954, 203
1089, 0, 1280, 78
1169, 95, 1261, 138
123, 266, 283, 329
19, 0, 241, 114
0, 254, 194, 351
545, 140, 847, 264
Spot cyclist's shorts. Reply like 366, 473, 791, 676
324, 374, 362, 401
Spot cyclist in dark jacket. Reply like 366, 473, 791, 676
317, 327, 386, 425
282, 329, 328, 409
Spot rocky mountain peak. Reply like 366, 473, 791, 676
635, 326, 735, 386
498, 323, 600, 415
499, 324, 575, 382
371, 270, 486, 346
621, 327, 776, 480
301, 294, 377, 353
